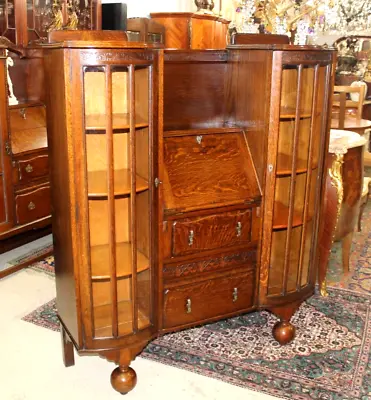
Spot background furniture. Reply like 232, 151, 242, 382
127, 18, 165, 44
331, 85, 371, 133
150, 12, 230, 49
231, 33, 290, 45
318, 130, 366, 295
0, 0, 101, 278
44, 32, 335, 395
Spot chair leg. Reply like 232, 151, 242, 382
358, 200, 366, 232
342, 231, 353, 274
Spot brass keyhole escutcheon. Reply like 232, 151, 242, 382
28, 201, 36, 211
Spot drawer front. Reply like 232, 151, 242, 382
172, 209, 251, 257
15, 186, 51, 225
163, 249, 257, 281
163, 271, 255, 329
9, 106, 46, 132
16, 155, 49, 184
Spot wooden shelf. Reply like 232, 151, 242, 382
272, 201, 312, 230
11, 127, 48, 154
94, 301, 150, 337
88, 169, 148, 198
8, 100, 44, 110
280, 107, 312, 119
91, 242, 149, 281
276, 165, 318, 177
85, 113, 149, 133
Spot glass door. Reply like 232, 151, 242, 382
82, 62, 153, 339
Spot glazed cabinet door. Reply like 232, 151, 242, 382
70, 49, 159, 347
260, 51, 333, 306
0, 55, 15, 233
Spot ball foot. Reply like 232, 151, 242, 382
272, 321, 296, 345
110, 366, 137, 395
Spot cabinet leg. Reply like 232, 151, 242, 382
342, 231, 353, 274
269, 303, 300, 345
60, 322, 75, 367
111, 365, 137, 395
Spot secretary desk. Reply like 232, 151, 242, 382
43, 31, 336, 394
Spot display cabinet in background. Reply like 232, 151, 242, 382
44, 31, 335, 395
0, 0, 101, 278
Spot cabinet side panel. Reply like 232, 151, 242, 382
44, 49, 80, 345
225, 49, 271, 187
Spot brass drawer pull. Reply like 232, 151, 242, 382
188, 230, 194, 246
196, 135, 202, 144
236, 221, 242, 237
186, 298, 192, 313
28, 201, 36, 211
233, 287, 238, 302
25, 164, 33, 173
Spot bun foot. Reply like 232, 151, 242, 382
272, 321, 296, 345
110, 366, 137, 395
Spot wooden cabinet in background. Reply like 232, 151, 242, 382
0, 0, 101, 278
150, 12, 230, 49
44, 32, 335, 395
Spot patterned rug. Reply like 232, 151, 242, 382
21, 201, 371, 399
22, 287, 371, 399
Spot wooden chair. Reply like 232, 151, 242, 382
331, 85, 371, 134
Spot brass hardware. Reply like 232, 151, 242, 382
186, 298, 192, 313
268, 164, 273, 172
188, 230, 194, 246
19, 108, 26, 119
25, 164, 33, 173
28, 201, 36, 211
236, 221, 242, 237
320, 280, 329, 297
154, 177, 162, 188
196, 135, 202, 144
5, 140, 11, 156
233, 287, 238, 302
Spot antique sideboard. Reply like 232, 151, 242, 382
43, 32, 336, 394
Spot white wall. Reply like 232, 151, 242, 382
101, 0, 195, 18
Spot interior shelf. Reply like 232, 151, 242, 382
280, 107, 312, 119
94, 301, 150, 337
88, 169, 148, 198
91, 242, 149, 280
272, 201, 312, 230
85, 113, 148, 133
276, 165, 318, 177
8, 100, 44, 109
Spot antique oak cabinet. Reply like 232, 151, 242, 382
43, 32, 335, 394
0, 0, 101, 276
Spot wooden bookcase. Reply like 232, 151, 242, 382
44, 33, 335, 394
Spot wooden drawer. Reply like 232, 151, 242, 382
171, 209, 251, 257
15, 185, 51, 225
9, 106, 46, 132
163, 271, 255, 329
15, 155, 49, 184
